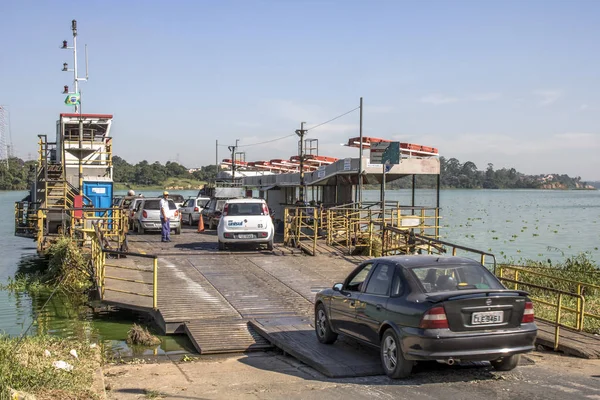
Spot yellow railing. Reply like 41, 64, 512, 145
284, 206, 320, 254
497, 265, 600, 332
88, 224, 158, 310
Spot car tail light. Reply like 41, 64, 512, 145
223, 204, 229, 216
194, 207, 199, 212
175, 210, 179, 217
142, 210, 147, 218
224, 233, 233, 238
262, 204, 269, 215
522, 301, 535, 323
419, 306, 449, 329
258, 232, 268, 238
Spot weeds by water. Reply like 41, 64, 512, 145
503, 252, 600, 334
0, 335, 101, 399
0, 236, 92, 294
127, 324, 161, 346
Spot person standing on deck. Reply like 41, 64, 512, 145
160, 191, 171, 242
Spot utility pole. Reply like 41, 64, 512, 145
295, 122, 307, 202
228, 139, 239, 183
357, 97, 363, 205
216, 140, 219, 173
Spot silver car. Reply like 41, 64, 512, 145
133, 198, 181, 235
180, 197, 211, 226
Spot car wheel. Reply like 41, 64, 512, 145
266, 239, 274, 251
491, 354, 520, 371
138, 224, 145, 235
315, 303, 338, 344
175, 226, 181, 235
381, 328, 413, 379
188, 215, 193, 226
218, 241, 225, 251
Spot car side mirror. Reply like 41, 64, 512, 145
332, 283, 343, 292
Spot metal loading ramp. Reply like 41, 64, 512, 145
249, 316, 384, 378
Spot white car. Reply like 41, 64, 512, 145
217, 199, 274, 251
133, 198, 181, 235
180, 197, 210, 226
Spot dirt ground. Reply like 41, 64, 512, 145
102, 350, 600, 400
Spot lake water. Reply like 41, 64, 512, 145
0, 189, 598, 354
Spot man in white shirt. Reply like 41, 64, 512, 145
159, 191, 171, 242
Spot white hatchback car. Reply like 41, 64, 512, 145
217, 199, 274, 251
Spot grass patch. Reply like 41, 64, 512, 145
127, 324, 161, 346
0, 335, 101, 399
144, 389, 164, 399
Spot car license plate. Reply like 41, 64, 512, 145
471, 311, 503, 325
237, 234, 255, 239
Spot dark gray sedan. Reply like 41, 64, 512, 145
314, 255, 537, 379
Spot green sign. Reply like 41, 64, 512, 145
382, 142, 400, 165
64, 93, 80, 106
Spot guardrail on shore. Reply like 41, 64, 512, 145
497, 265, 600, 333
87, 224, 158, 310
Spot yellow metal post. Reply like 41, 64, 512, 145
153, 258, 158, 310
554, 293, 562, 351
452, 247, 457, 256
576, 284, 582, 330
313, 207, 317, 255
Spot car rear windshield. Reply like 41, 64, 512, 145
170, 194, 184, 203
198, 199, 210, 208
227, 202, 265, 216
409, 264, 504, 293
144, 199, 177, 210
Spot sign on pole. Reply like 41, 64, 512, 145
382, 142, 400, 165
369, 142, 389, 164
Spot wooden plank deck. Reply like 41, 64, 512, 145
101, 226, 600, 359
249, 316, 383, 378
535, 322, 600, 359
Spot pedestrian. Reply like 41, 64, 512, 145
160, 191, 171, 242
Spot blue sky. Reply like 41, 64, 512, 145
1, 0, 599, 180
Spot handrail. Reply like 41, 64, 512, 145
383, 225, 497, 269
87, 223, 158, 310
498, 277, 586, 350
497, 265, 600, 332
498, 265, 600, 291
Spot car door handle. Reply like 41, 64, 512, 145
376, 304, 382, 310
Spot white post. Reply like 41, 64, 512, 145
72, 20, 79, 113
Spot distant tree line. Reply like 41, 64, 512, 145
112, 156, 217, 186
0, 155, 590, 191
387, 157, 589, 190
0, 158, 37, 190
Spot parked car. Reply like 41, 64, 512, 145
314, 256, 537, 379
217, 198, 274, 251
169, 193, 185, 209
180, 197, 211, 226
201, 198, 230, 230
126, 197, 144, 230
133, 198, 181, 235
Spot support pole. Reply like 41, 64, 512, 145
78, 118, 83, 192
216, 140, 219, 173
381, 163, 386, 220
296, 122, 307, 202
358, 97, 363, 205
